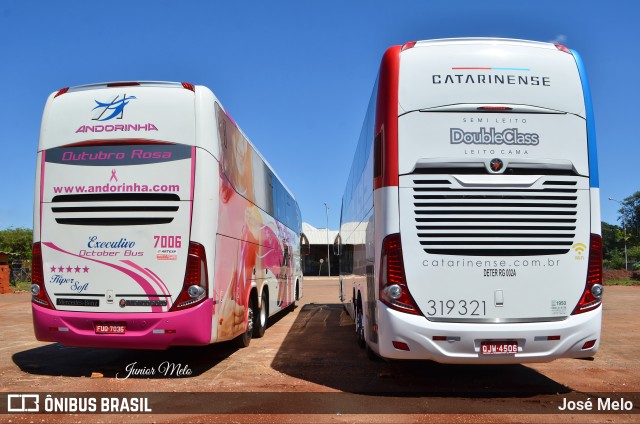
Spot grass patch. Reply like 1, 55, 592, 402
11, 280, 32, 292
605, 279, 640, 286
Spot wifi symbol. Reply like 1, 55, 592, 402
572, 243, 587, 255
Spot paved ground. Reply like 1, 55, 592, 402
1, 278, 638, 422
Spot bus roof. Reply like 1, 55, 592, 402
398, 38, 587, 117
39, 80, 298, 202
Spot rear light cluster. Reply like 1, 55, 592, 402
31, 242, 54, 309
106, 82, 140, 87
54, 82, 195, 98
54, 87, 69, 98
379, 234, 422, 315
572, 234, 603, 314
401, 41, 417, 51
555, 43, 572, 54
170, 242, 209, 311
477, 105, 513, 111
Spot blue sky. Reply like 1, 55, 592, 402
0, 0, 638, 231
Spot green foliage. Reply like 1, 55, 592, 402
616, 191, 640, 238
627, 245, 640, 263
602, 221, 623, 262
0, 227, 33, 260
603, 253, 626, 270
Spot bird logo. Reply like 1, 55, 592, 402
92, 95, 137, 121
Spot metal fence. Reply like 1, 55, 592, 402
11, 268, 31, 283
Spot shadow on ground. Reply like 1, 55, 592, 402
12, 341, 239, 379
271, 303, 573, 397
12, 305, 297, 379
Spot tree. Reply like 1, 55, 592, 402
602, 221, 623, 261
0, 227, 33, 261
617, 191, 640, 239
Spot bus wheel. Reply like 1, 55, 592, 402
234, 296, 255, 348
253, 290, 268, 338
355, 299, 365, 349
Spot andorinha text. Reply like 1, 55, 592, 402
75, 123, 158, 133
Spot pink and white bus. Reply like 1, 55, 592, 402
32, 81, 302, 349
338, 39, 602, 363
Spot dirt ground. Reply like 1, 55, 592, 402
1, 278, 638, 423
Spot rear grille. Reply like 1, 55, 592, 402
51, 193, 181, 226
413, 178, 578, 256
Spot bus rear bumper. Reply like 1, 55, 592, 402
32, 299, 213, 350
374, 302, 602, 364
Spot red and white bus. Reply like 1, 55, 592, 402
32, 81, 302, 349
338, 38, 602, 363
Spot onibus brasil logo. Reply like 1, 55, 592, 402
92, 95, 137, 121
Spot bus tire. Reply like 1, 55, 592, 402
253, 290, 268, 338
233, 295, 255, 348
291, 280, 299, 307
355, 298, 366, 349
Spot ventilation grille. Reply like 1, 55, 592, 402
413, 179, 578, 256
51, 193, 180, 226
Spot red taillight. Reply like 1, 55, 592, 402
477, 106, 513, 111
106, 82, 140, 87
181, 82, 195, 92
170, 242, 209, 311
572, 234, 603, 315
401, 41, 417, 51
379, 234, 421, 315
392, 341, 410, 351
31, 243, 54, 309
555, 44, 572, 54
54, 87, 69, 98
582, 339, 597, 350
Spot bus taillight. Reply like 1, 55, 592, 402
379, 234, 422, 315
171, 242, 209, 311
31, 242, 54, 309
401, 41, 417, 51
572, 234, 604, 315
54, 87, 69, 98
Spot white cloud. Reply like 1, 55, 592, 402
549, 34, 568, 44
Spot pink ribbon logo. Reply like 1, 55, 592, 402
110, 169, 118, 182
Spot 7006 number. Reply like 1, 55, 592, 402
426, 299, 486, 317
154, 235, 182, 249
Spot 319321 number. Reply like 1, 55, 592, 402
426, 299, 486, 316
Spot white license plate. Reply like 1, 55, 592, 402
480, 341, 518, 355
94, 322, 126, 334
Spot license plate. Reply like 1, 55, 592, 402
94, 322, 126, 334
480, 340, 518, 355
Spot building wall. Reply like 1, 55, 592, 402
302, 245, 338, 276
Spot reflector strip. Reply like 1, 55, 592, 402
392, 341, 410, 351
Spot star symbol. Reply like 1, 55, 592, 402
50, 266, 56, 273
83, 266, 90, 273
66, 266, 73, 273
75, 266, 81, 273
58, 266, 64, 273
